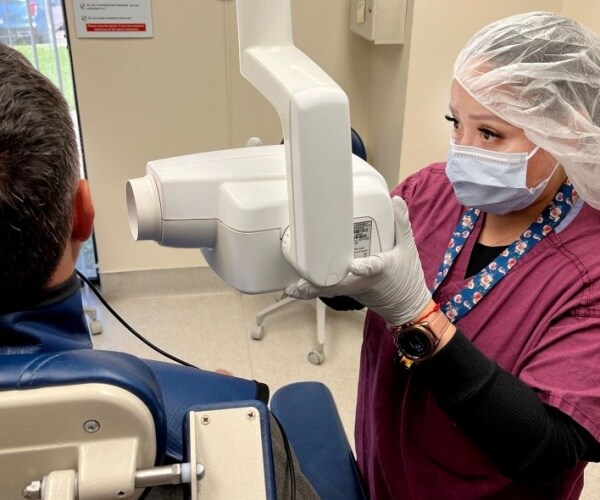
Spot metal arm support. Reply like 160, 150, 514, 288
23, 463, 205, 500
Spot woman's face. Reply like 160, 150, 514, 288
448, 80, 558, 188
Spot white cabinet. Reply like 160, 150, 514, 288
350, 0, 408, 44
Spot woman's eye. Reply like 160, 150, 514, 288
479, 128, 500, 140
444, 114, 458, 129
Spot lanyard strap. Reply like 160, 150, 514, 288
431, 180, 576, 323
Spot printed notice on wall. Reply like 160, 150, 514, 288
74, 1, 153, 38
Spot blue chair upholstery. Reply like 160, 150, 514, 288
0, 350, 267, 466
270, 381, 367, 499
0, 350, 168, 461
351, 127, 367, 162
0, 340, 362, 497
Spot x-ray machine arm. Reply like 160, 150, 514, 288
126, 0, 394, 293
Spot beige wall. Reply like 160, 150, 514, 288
563, 0, 600, 32
224, 0, 372, 149
365, 32, 410, 188
67, 0, 599, 274
67, 0, 229, 273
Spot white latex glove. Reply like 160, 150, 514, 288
285, 196, 432, 325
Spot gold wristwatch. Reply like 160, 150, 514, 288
391, 310, 449, 368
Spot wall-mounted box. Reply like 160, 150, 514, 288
350, 0, 408, 44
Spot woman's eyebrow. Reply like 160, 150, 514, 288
449, 105, 507, 123
468, 113, 506, 122
448, 106, 506, 124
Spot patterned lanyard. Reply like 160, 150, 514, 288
431, 180, 576, 323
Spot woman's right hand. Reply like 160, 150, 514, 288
286, 196, 432, 326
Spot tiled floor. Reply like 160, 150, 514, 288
87, 267, 599, 499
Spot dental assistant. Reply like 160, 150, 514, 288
288, 12, 600, 499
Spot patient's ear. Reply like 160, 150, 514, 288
71, 179, 95, 242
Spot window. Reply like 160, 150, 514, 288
1, 0, 99, 281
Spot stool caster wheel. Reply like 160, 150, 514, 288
251, 324, 264, 340
308, 350, 325, 365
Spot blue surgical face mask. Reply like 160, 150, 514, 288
445, 142, 557, 214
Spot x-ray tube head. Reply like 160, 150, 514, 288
125, 145, 395, 294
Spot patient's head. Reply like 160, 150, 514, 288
0, 43, 80, 295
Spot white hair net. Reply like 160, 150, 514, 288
454, 11, 600, 209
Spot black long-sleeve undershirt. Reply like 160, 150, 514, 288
319, 241, 600, 483
322, 293, 600, 482
415, 330, 600, 483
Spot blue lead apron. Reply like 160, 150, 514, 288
431, 180, 576, 323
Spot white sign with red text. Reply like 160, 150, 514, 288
74, 1, 153, 38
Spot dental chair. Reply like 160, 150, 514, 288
251, 129, 368, 365
0, 348, 365, 499
0, 350, 170, 499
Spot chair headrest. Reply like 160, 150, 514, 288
0, 349, 168, 460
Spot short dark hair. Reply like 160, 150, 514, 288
0, 44, 79, 294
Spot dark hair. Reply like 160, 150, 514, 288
0, 44, 79, 294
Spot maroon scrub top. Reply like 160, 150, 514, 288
355, 163, 600, 499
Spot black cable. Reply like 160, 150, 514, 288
76, 269, 197, 368
271, 412, 297, 500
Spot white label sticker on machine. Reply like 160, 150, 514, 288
281, 218, 373, 262
353, 218, 372, 258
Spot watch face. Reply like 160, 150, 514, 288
396, 327, 434, 360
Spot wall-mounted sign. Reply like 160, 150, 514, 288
74, 1, 153, 38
